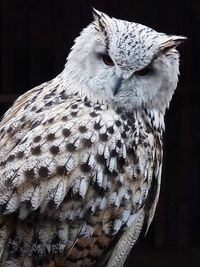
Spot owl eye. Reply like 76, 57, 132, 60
102, 54, 114, 66
135, 66, 151, 76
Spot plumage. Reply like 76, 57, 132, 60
0, 9, 185, 267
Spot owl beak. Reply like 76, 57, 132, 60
114, 76, 124, 96
114, 68, 133, 95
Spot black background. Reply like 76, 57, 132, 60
0, 1, 199, 266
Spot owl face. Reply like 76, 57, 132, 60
66, 10, 185, 113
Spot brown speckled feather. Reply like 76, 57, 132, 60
0, 75, 163, 267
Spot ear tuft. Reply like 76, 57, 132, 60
92, 8, 111, 32
92, 8, 103, 20
159, 35, 187, 51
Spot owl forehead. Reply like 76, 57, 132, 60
108, 20, 160, 70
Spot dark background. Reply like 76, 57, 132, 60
0, 1, 199, 267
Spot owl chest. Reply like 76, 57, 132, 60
62, 110, 158, 224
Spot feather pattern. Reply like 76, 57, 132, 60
0, 8, 184, 267
0, 77, 163, 266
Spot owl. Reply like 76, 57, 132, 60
0, 9, 185, 267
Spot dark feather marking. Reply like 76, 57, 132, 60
103, 167, 112, 176
31, 121, 40, 130
117, 157, 126, 173
60, 90, 68, 100
44, 101, 53, 107
4, 178, 14, 188
61, 116, 68, 121
126, 147, 137, 159
6, 154, 15, 162
24, 169, 35, 179
33, 136, 41, 142
0, 161, 6, 167
49, 145, 60, 155
91, 182, 105, 196
56, 166, 67, 176
38, 167, 49, 178
90, 111, 98, 117
7, 126, 13, 133
110, 150, 118, 157
66, 143, 76, 152
82, 138, 92, 148
62, 128, 71, 138
20, 116, 26, 122
115, 120, 121, 127
71, 111, 78, 117
124, 125, 130, 132
46, 133, 55, 141
0, 127, 5, 134
94, 105, 102, 111
107, 126, 114, 134
31, 106, 36, 112
121, 131, 127, 139
20, 137, 28, 144
24, 104, 29, 110
120, 114, 127, 120
116, 140, 122, 148
31, 146, 41, 155
84, 101, 92, 107
36, 108, 43, 113
116, 107, 122, 114
30, 95, 37, 103
112, 170, 118, 177
94, 122, 102, 130
80, 162, 91, 173
47, 118, 54, 124
96, 154, 106, 164
99, 133, 108, 142
79, 126, 87, 133
43, 92, 55, 100
71, 104, 78, 109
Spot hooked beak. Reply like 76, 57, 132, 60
113, 68, 133, 96
113, 76, 124, 96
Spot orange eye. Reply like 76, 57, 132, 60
102, 54, 114, 66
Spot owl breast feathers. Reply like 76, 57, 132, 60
0, 9, 184, 267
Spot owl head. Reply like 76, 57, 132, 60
65, 9, 186, 114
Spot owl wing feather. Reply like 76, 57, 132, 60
0, 81, 163, 266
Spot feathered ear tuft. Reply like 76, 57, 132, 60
92, 8, 111, 33
158, 35, 187, 51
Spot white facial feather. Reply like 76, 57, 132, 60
64, 10, 185, 114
